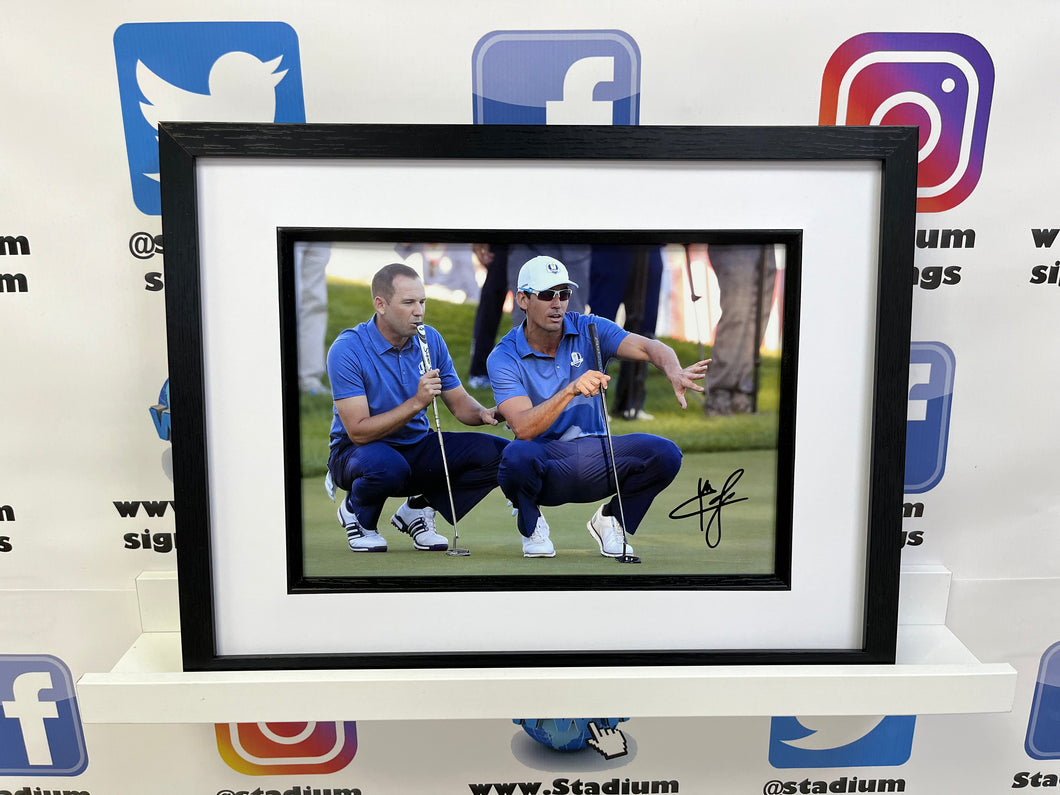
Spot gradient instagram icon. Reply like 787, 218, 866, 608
216, 722, 357, 775
820, 33, 994, 213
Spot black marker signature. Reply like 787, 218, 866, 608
668, 469, 748, 548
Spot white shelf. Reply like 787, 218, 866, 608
75, 567, 1017, 723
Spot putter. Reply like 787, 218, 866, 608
415, 324, 469, 556
588, 323, 641, 564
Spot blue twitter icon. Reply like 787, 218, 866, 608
114, 21, 305, 215
769, 716, 916, 768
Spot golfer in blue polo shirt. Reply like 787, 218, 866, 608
327, 263, 508, 552
487, 255, 712, 558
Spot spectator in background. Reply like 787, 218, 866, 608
294, 241, 332, 396
467, 243, 509, 390
702, 243, 777, 416
589, 245, 664, 420
395, 243, 481, 303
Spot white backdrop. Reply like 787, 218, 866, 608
2, 1, 1059, 792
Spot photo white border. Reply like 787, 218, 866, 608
194, 157, 878, 658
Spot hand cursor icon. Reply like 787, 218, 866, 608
586, 720, 629, 760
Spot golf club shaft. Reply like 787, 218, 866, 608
683, 245, 707, 365
415, 325, 461, 546
587, 323, 629, 542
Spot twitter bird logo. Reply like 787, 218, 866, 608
114, 22, 305, 215
135, 52, 290, 181
769, 715, 916, 768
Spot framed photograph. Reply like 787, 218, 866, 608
160, 123, 916, 671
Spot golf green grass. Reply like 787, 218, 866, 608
302, 449, 777, 578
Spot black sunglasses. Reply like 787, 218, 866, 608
530, 288, 573, 301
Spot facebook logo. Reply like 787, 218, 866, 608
905, 341, 956, 494
113, 21, 306, 215
0, 655, 88, 775
1027, 642, 1060, 759
769, 716, 916, 768
472, 30, 640, 125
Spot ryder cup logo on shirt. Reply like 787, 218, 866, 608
820, 32, 993, 213
472, 30, 640, 125
114, 21, 306, 215
571, 352, 584, 368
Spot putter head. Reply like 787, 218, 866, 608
616, 554, 642, 564
446, 548, 471, 557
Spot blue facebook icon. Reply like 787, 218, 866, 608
1027, 642, 1060, 759
472, 30, 640, 125
0, 655, 88, 776
905, 341, 956, 494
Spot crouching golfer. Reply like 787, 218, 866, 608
486, 256, 711, 558
327, 263, 508, 552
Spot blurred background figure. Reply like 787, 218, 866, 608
396, 242, 481, 303
701, 243, 777, 416
467, 243, 509, 389
589, 244, 664, 420
295, 240, 332, 395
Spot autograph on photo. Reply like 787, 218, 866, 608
668, 468, 748, 548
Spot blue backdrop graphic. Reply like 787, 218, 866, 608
113, 21, 305, 215
0, 655, 88, 776
769, 716, 916, 768
472, 30, 640, 125
905, 341, 956, 494
1027, 642, 1060, 760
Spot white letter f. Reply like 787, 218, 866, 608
3, 671, 58, 765
545, 56, 615, 124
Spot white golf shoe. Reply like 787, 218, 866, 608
337, 500, 387, 552
522, 515, 556, 558
390, 500, 449, 551
587, 505, 634, 558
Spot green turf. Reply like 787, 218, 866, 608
302, 450, 778, 578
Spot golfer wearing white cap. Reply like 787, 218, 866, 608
487, 255, 712, 558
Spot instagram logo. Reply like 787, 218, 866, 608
820, 33, 994, 213
215, 721, 357, 775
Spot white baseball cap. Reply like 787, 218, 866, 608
516, 255, 580, 294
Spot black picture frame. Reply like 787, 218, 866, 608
160, 123, 916, 672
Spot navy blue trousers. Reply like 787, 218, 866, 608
328, 432, 508, 530
497, 433, 681, 537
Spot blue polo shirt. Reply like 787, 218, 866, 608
487, 313, 628, 441
327, 318, 459, 448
